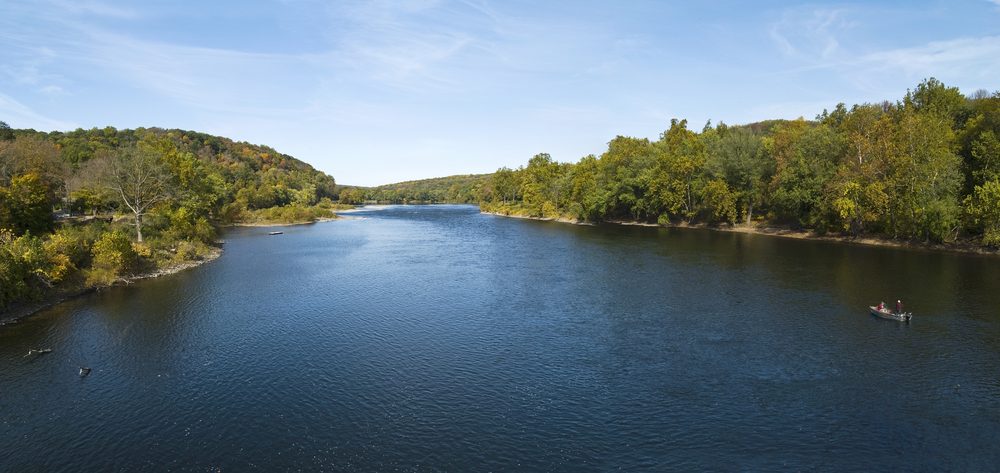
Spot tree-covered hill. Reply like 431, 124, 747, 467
1, 124, 339, 311
338, 174, 490, 204
479, 79, 1000, 249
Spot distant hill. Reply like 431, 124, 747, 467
339, 174, 490, 204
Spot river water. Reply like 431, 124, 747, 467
2, 205, 999, 471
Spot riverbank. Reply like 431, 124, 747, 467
483, 211, 1000, 257
480, 211, 595, 226
228, 216, 339, 227
0, 247, 222, 327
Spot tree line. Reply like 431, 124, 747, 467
1, 125, 338, 310
479, 79, 1000, 248
338, 174, 489, 205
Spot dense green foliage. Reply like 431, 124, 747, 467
0, 124, 338, 311
340, 174, 490, 204
480, 79, 1000, 248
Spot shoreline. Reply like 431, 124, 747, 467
0, 247, 222, 327
227, 216, 339, 228
482, 211, 1000, 257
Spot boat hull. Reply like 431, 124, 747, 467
869, 306, 912, 322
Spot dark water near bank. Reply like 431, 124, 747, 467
2, 205, 1000, 471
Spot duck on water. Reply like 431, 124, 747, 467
870, 300, 912, 322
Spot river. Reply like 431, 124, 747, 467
2, 204, 999, 471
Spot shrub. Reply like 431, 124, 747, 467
90, 230, 139, 278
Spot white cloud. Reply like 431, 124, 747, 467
0, 93, 78, 130
860, 35, 1000, 80
769, 8, 854, 61
48, 0, 141, 19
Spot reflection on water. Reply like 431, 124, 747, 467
2, 205, 999, 471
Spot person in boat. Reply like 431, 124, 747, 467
895, 300, 903, 314
877, 301, 885, 311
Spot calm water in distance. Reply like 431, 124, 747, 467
2, 205, 999, 471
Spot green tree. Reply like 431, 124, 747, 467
888, 110, 963, 241
520, 153, 563, 216
769, 121, 842, 227
0, 173, 55, 235
965, 179, 1000, 247
646, 119, 707, 221
904, 77, 967, 126
697, 179, 738, 224
709, 127, 771, 224
597, 136, 652, 220
491, 167, 519, 204
90, 230, 139, 277
0, 121, 13, 141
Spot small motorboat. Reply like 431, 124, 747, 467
79, 367, 92, 377
268, 231, 283, 235
23, 348, 52, 358
869, 305, 912, 322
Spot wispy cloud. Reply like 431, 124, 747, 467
48, 0, 142, 19
0, 93, 77, 129
861, 35, 1000, 80
769, 8, 854, 61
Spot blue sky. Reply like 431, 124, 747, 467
1, 1, 998, 186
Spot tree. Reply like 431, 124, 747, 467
0, 121, 13, 141
597, 136, 652, 220
646, 119, 707, 220
709, 127, 771, 224
338, 187, 365, 204
491, 167, 519, 204
0, 173, 55, 235
887, 110, 963, 242
965, 179, 1000, 247
104, 146, 172, 242
0, 135, 65, 192
769, 121, 842, 227
520, 153, 562, 216
88, 230, 140, 285
904, 77, 967, 126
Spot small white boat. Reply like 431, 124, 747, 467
268, 231, 283, 235
869, 305, 912, 322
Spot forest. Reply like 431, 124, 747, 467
480, 79, 1000, 249
338, 174, 489, 204
0, 125, 338, 311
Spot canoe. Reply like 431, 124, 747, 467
869, 306, 912, 322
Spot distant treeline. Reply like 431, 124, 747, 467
1, 124, 338, 310
478, 78, 1000, 248
338, 174, 489, 204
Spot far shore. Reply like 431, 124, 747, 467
482, 211, 1000, 257
228, 216, 339, 228
0, 248, 222, 328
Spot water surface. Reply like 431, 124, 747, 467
2, 205, 999, 471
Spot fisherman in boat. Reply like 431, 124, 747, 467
877, 301, 885, 311
895, 300, 903, 314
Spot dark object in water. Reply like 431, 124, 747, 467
79, 367, 91, 377
269, 231, 283, 235
869, 305, 912, 322
24, 348, 53, 358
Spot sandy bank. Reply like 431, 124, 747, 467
485, 211, 999, 257
228, 217, 338, 228
480, 211, 595, 226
